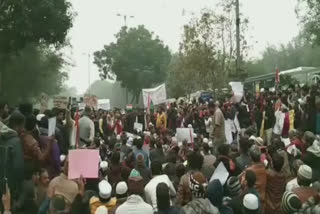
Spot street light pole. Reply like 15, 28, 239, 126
117, 13, 134, 27
235, 0, 241, 75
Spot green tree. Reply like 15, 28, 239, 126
93, 26, 171, 103
297, 0, 320, 45
0, 0, 74, 104
2, 44, 68, 104
246, 34, 320, 76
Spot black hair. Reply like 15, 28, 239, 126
187, 151, 204, 170
239, 137, 250, 154
25, 114, 37, 131
8, 111, 25, 129
135, 138, 143, 150
203, 143, 210, 154
272, 153, 284, 172
151, 161, 162, 176
218, 144, 230, 156
156, 183, 170, 211
18, 103, 33, 116
111, 151, 120, 165
245, 170, 256, 188
249, 147, 261, 163
176, 164, 186, 179
166, 150, 177, 164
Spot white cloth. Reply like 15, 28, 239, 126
79, 115, 95, 147
205, 117, 213, 134
286, 178, 299, 192
144, 175, 176, 212
115, 195, 153, 214
273, 110, 285, 135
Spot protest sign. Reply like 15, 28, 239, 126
142, 83, 167, 107
84, 95, 98, 109
210, 162, 229, 185
134, 122, 143, 132
48, 117, 56, 137
229, 82, 244, 103
176, 128, 194, 143
53, 96, 69, 109
68, 149, 99, 179
97, 99, 111, 111
78, 103, 85, 110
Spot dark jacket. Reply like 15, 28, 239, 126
303, 140, 320, 180
0, 123, 24, 199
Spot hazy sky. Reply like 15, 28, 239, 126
65, 0, 300, 94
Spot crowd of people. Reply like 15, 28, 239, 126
1, 83, 320, 214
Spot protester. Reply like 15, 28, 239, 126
79, 106, 95, 147
89, 180, 117, 214
201, 142, 216, 180
182, 172, 219, 214
241, 145, 266, 212
265, 153, 286, 213
156, 182, 184, 214
292, 165, 318, 203
177, 151, 204, 206
207, 179, 233, 214
144, 161, 176, 212
243, 193, 260, 214
281, 191, 302, 214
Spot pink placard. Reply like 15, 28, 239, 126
68, 149, 100, 179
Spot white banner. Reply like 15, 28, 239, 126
229, 82, 244, 103
97, 99, 111, 111
142, 83, 167, 107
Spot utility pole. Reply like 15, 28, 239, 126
235, 0, 241, 76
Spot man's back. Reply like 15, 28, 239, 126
79, 116, 94, 147
115, 194, 153, 214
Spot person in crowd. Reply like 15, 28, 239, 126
1, 112, 25, 200
207, 179, 233, 214
265, 153, 286, 213
0, 102, 9, 125
107, 152, 123, 188
236, 137, 252, 172
177, 151, 204, 206
21, 114, 53, 165
135, 154, 152, 185
121, 151, 135, 181
226, 176, 242, 198
48, 158, 79, 207
281, 191, 302, 214
156, 107, 167, 132
115, 175, 153, 214
215, 144, 237, 176
182, 172, 219, 214
112, 181, 128, 212
302, 131, 320, 180
201, 141, 216, 180
90, 180, 117, 214
133, 138, 149, 167
144, 161, 176, 212
211, 101, 226, 153
163, 150, 179, 189
36, 168, 50, 206
150, 140, 166, 165
292, 165, 318, 203
14, 162, 39, 214
241, 145, 266, 212
156, 182, 184, 214
286, 159, 304, 191
243, 193, 260, 214
79, 106, 95, 147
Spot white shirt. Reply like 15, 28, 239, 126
144, 174, 176, 212
205, 117, 213, 134
115, 195, 153, 214
286, 177, 299, 192
273, 110, 285, 135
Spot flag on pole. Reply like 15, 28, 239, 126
75, 110, 80, 149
